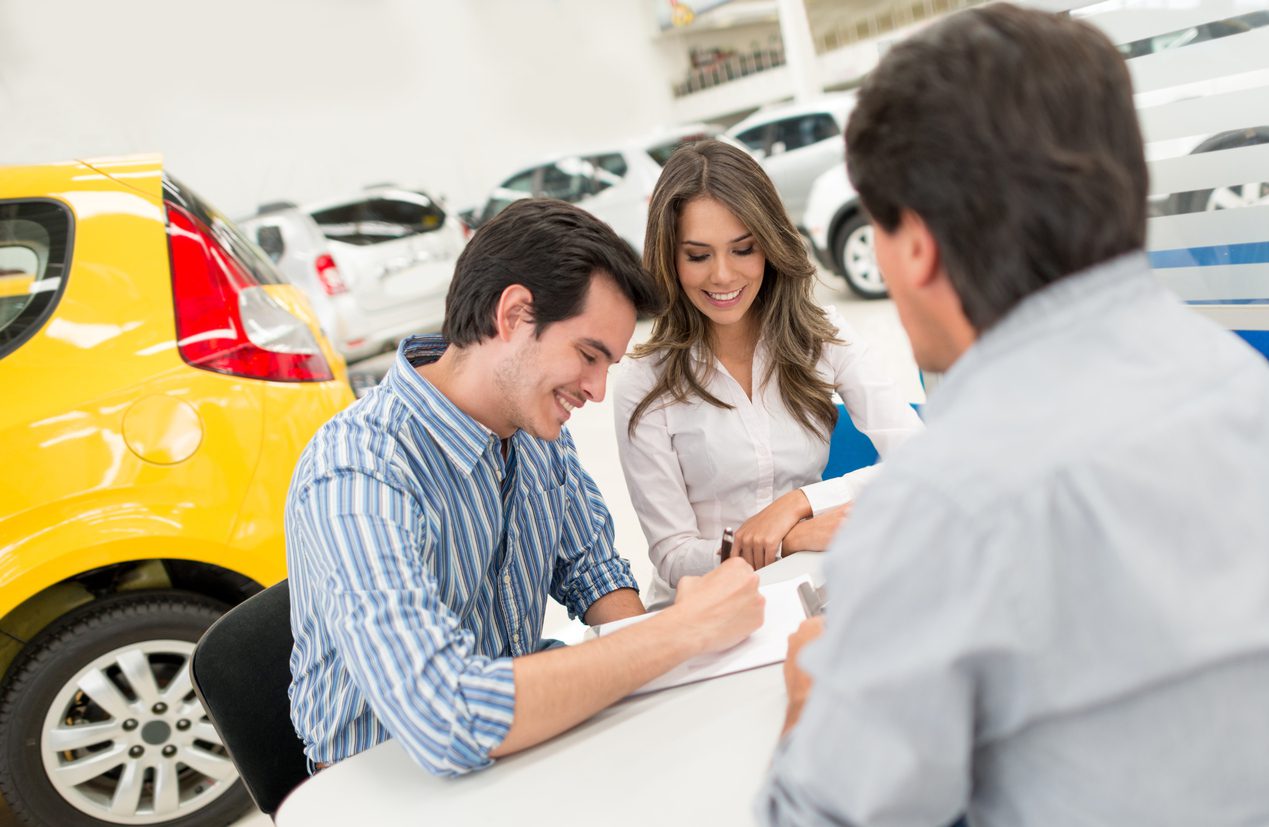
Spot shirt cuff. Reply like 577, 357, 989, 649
560, 558, 640, 620
801, 478, 852, 517
431, 656, 517, 776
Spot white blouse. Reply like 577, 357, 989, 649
613, 307, 923, 594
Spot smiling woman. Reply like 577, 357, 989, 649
614, 139, 923, 603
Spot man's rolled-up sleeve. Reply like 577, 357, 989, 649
295, 467, 515, 776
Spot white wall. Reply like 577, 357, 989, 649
0, 0, 677, 217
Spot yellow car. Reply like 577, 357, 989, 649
0, 156, 353, 827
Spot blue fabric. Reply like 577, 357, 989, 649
1235, 329, 1269, 360
822, 402, 923, 480
285, 335, 637, 776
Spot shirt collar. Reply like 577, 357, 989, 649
927, 250, 1154, 420
384, 335, 498, 475
689, 335, 770, 367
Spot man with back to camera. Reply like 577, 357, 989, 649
760, 5, 1269, 825
285, 198, 765, 776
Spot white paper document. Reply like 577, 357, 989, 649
596, 574, 814, 697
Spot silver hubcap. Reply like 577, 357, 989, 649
41, 640, 238, 824
842, 224, 885, 292
1206, 182, 1269, 210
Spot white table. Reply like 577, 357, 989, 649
275, 554, 823, 827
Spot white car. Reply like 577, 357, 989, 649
802, 162, 886, 299
725, 93, 856, 226
1113, 10, 1269, 216
239, 186, 467, 362
469, 123, 726, 255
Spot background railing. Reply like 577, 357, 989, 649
813, 0, 987, 54
673, 46, 788, 97
672, 0, 991, 99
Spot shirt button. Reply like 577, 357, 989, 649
503, 573, 511, 585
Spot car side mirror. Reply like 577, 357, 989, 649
255, 226, 285, 263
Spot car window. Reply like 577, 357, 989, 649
307, 203, 361, 243
734, 125, 768, 153
592, 153, 629, 189
310, 196, 447, 246
254, 225, 285, 263
645, 133, 713, 166
502, 170, 537, 193
0, 199, 72, 359
479, 170, 537, 223
540, 157, 597, 203
775, 114, 839, 151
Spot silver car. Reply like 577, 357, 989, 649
239, 186, 467, 362
468, 124, 728, 256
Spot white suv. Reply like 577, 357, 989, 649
468, 124, 726, 255
725, 93, 856, 225
239, 187, 467, 362
802, 162, 886, 299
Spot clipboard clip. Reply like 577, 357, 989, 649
797, 581, 829, 617
719, 527, 734, 561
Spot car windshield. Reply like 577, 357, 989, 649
647, 131, 714, 166
310, 193, 447, 246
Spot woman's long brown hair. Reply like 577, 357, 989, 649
628, 140, 840, 440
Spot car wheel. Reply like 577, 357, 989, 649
0, 592, 252, 827
833, 212, 888, 299
1177, 127, 1269, 214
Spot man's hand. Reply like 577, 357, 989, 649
734, 490, 812, 570
782, 503, 852, 554
782, 616, 825, 735
670, 558, 765, 655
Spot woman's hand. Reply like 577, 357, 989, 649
733, 490, 812, 570
782, 502, 852, 554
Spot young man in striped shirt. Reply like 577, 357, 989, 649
285, 198, 765, 777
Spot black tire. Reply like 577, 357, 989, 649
1176, 126, 1269, 214
832, 211, 888, 300
0, 592, 253, 827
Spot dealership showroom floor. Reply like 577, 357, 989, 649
5, 0, 1267, 823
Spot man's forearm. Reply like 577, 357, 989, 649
488, 608, 699, 757
583, 587, 645, 625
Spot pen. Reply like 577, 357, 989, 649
719, 527, 734, 562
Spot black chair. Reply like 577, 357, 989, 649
191, 579, 310, 817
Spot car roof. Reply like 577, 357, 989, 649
0, 154, 165, 203
494, 122, 725, 180
726, 93, 858, 133
275, 186, 442, 217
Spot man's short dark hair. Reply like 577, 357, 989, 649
846, 3, 1148, 331
443, 198, 664, 346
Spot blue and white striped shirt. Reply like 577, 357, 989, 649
285, 336, 638, 776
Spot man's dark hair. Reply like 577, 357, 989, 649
442, 198, 664, 346
846, 3, 1148, 331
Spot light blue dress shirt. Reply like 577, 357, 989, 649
286, 336, 637, 776
760, 253, 1269, 826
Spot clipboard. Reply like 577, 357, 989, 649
797, 581, 828, 617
